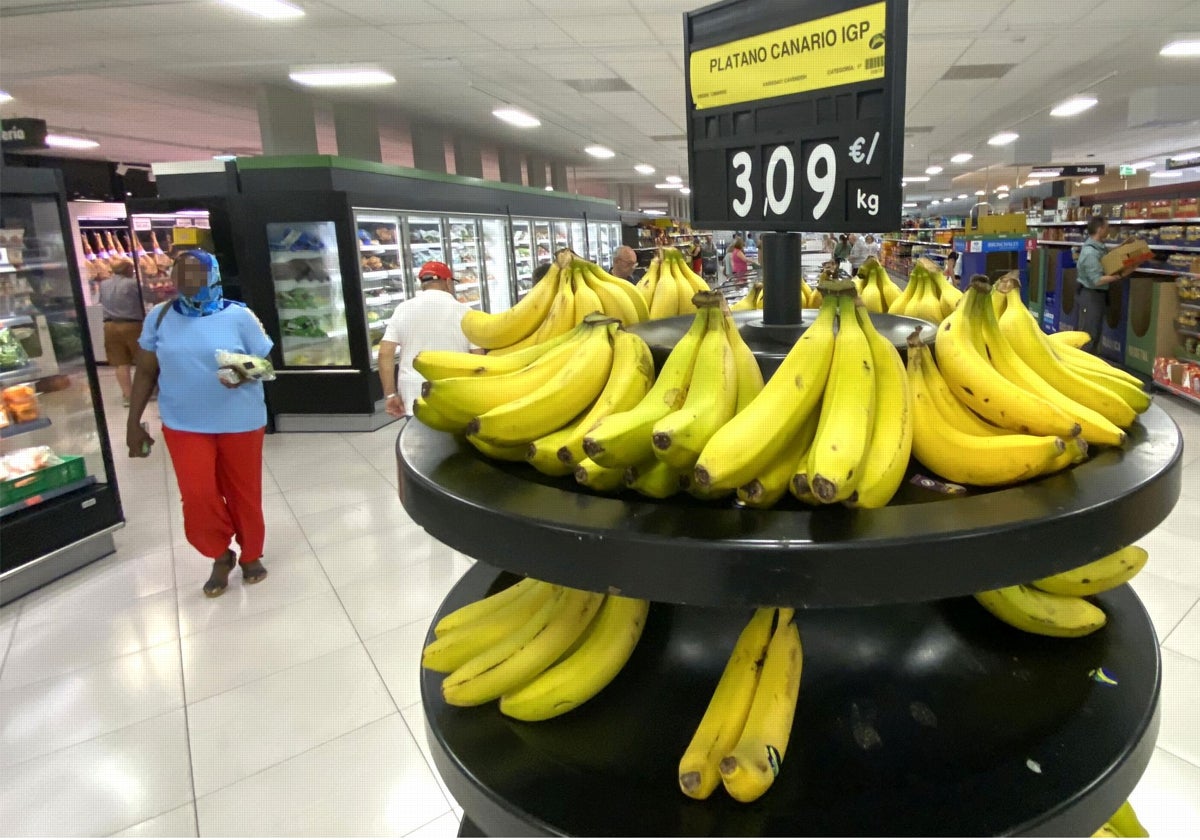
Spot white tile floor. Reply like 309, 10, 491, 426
0, 369, 1198, 837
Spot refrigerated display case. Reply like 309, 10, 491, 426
481, 218, 513, 313
354, 211, 408, 365
569, 221, 586, 255
552, 221, 569, 252
268, 220, 352, 368
533, 221, 552, 266
407, 215, 446, 281
1, 167, 123, 604
447, 217, 484, 310
513, 220, 534, 297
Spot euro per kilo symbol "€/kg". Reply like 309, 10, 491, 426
849, 131, 880, 165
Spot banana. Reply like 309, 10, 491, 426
1066, 363, 1152, 414
525, 330, 655, 475
877, 263, 903, 309
931, 268, 963, 318
653, 306, 738, 469
974, 585, 1107, 638
1032, 545, 1149, 596
529, 269, 577, 344
909, 268, 945, 324
694, 294, 837, 492
470, 320, 616, 445
805, 295, 876, 503
442, 587, 603, 706
1107, 801, 1149, 837
913, 341, 1004, 437
583, 268, 638, 327
909, 332, 1068, 485
888, 262, 921, 314
678, 608, 779, 800
583, 309, 708, 468
847, 298, 913, 509
624, 458, 687, 498
466, 433, 529, 461
415, 322, 587, 381
574, 457, 626, 493
422, 581, 555, 672
720, 615, 803, 803
1093, 824, 1119, 838
1051, 339, 1143, 388
636, 258, 659, 305
995, 279, 1138, 428
738, 406, 819, 509
935, 282, 1081, 438
649, 261, 681, 319
571, 266, 605, 323
411, 397, 462, 433
723, 307, 764, 411
731, 286, 758, 311
499, 595, 649, 721
1041, 433, 1089, 475
434, 576, 540, 636
671, 260, 698, 315
860, 278, 884, 314
586, 263, 650, 323
1049, 330, 1092, 349
461, 263, 559, 349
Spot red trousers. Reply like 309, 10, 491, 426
162, 426, 266, 563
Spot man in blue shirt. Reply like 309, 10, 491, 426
1075, 216, 1132, 354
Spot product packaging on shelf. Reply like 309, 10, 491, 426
1101, 239, 1154, 275
1, 383, 39, 422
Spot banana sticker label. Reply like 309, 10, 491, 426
690, 1, 887, 110
765, 745, 782, 778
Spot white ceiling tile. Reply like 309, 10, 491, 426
317, 0, 448, 24
469, 18, 571, 48
556, 14, 657, 47
988, 0, 1105, 31
384, 22, 495, 49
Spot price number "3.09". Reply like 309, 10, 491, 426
730, 144, 837, 221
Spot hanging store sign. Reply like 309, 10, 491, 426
1030, 165, 1107, 178
684, 0, 907, 232
0, 118, 48, 151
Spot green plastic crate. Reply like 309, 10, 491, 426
0, 455, 86, 507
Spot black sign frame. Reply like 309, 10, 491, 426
0, 118, 48, 151
684, 0, 907, 233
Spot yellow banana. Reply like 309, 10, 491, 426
694, 295, 836, 492
530, 270, 577, 344
574, 457, 626, 493
1049, 330, 1091, 349
499, 595, 649, 721
422, 581, 555, 672
806, 295, 876, 503
974, 585, 1107, 638
442, 587, 603, 706
461, 263, 559, 349
1032, 545, 1148, 597
411, 397, 463, 433
860, 279, 884, 314
1108, 801, 1149, 837
888, 262, 921, 314
847, 298, 913, 509
678, 608, 778, 800
909, 269, 945, 324
466, 434, 528, 461
913, 341, 1004, 437
723, 307, 764, 411
738, 406, 819, 509
583, 309, 708, 468
1050, 339, 1143, 387
587, 263, 650, 323
719, 615, 803, 803
731, 288, 757, 311
582, 267, 638, 327
571, 266, 605, 323
1067, 363, 1152, 414
415, 321, 587, 381
877, 263, 903, 309
671, 261, 698, 315
650, 263, 681, 319
434, 576, 540, 636
624, 458, 687, 498
637, 258, 660, 306
470, 320, 616, 445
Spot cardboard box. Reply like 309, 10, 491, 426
1174, 197, 1199, 218
1102, 239, 1154, 275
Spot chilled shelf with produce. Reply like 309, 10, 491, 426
268, 221, 351, 368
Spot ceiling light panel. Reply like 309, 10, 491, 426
950, 153, 973, 164
1161, 39, 1200, 57
492, 107, 540, 127
585, 145, 615, 159
634, 164, 656, 175
1050, 96, 1098, 117
218, 0, 304, 20
925, 165, 943, 175
289, 67, 395, 87
988, 132, 1020, 146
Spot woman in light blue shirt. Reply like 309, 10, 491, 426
127, 251, 274, 597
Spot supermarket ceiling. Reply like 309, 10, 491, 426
3, 0, 1200, 209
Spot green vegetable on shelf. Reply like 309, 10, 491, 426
281, 316, 327, 338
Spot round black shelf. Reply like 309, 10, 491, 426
395, 405, 1182, 608
630, 310, 934, 379
424, 565, 1161, 837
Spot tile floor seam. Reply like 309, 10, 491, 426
1154, 741, 1200, 772
0, 599, 24, 678
402, 810, 455, 837
0, 705, 186, 773
105, 801, 196, 838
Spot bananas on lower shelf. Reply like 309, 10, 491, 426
694, 277, 912, 509
424, 578, 649, 718
855, 257, 903, 313
888, 256, 962, 323
729, 280, 821, 312
1092, 801, 1149, 837
637, 248, 711, 319
975, 544, 1150, 638
460, 251, 648, 352
679, 607, 802, 803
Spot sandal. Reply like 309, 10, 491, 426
203, 550, 237, 598
241, 558, 268, 585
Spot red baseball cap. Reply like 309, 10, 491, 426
417, 261, 453, 282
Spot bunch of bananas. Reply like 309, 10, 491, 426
1093, 801, 1150, 837
854, 257, 903, 313
423, 577, 649, 720
730, 280, 822, 311
413, 315, 641, 463
693, 279, 913, 510
578, 292, 763, 498
906, 275, 1149, 488
888, 256, 962, 324
678, 608, 802, 803
461, 252, 648, 353
974, 544, 1148, 638
637, 248, 712, 319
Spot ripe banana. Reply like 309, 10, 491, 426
528, 269, 577, 344
469, 320, 616, 445
694, 293, 837, 491
974, 585, 1107, 638
434, 577, 540, 637
442, 586, 603, 706
584, 308, 708, 468
574, 457, 626, 493
678, 608, 779, 800
466, 433, 528, 462
848, 298, 913, 509
671, 260, 698, 316
738, 406, 819, 509
649, 260, 679, 320
415, 321, 587, 381
461, 263, 559, 349
1106, 801, 1149, 837
499, 595, 649, 721
722, 308, 764, 411
571, 266, 605, 322
411, 397, 461, 433
1032, 545, 1149, 596
422, 581, 555, 672
625, 458, 687, 498
637, 258, 660, 305
586, 263, 650, 323
720, 615, 803, 803
911, 340, 1004, 437
807, 294, 876, 503
583, 268, 638, 327
1049, 330, 1092, 349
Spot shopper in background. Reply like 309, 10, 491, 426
531, 262, 553, 284
378, 260, 472, 418
1076, 216, 1133, 354
126, 250, 273, 598
848, 233, 870, 273
863, 234, 881, 260
944, 250, 961, 289
728, 237, 754, 279
688, 236, 704, 274
99, 257, 145, 407
610, 246, 640, 282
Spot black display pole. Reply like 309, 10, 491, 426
759, 231, 803, 326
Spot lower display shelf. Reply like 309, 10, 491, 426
424, 564, 1160, 838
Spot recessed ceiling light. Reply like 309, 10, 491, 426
1169, 151, 1200, 163
1079, 176, 1100, 184
988, 132, 1020, 146
46, 134, 99, 149
902, 202, 918, 208
925, 165, 944, 175
1024, 179, 1040, 187
930, 199, 941, 205
974, 190, 986, 196
665, 175, 682, 184
996, 192, 1010, 199
585, 145, 615, 159
679, 187, 691, 195
218, 0, 304, 20
1161, 39, 1200, 57
0, 90, 12, 104
212, 154, 237, 161
492, 107, 540, 128
1150, 171, 1183, 179
994, 185, 1009, 192
957, 194, 969, 199
654, 183, 681, 189
1128, 160, 1157, 170
950, 152, 974, 164
902, 176, 931, 183
634, 164, 655, 175
642, 209, 665, 216
1050, 96, 1098, 117
544, 185, 554, 191
289, 67, 394, 87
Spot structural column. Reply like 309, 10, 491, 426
333, 103, 382, 163
452, 136, 484, 179
256, 84, 319, 155
525, 155, 548, 189
550, 162, 568, 192
498, 146, 523, 185
412, 122, 447, 173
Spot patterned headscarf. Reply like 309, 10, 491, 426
173, 250, 230, 317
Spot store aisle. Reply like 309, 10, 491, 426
1, 370, 1199, 837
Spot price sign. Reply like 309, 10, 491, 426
684, 0, 907, 232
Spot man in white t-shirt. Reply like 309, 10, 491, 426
378, 261, 472, 417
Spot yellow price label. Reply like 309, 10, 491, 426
173, 227, 201, 246
690, 1, 887, 110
